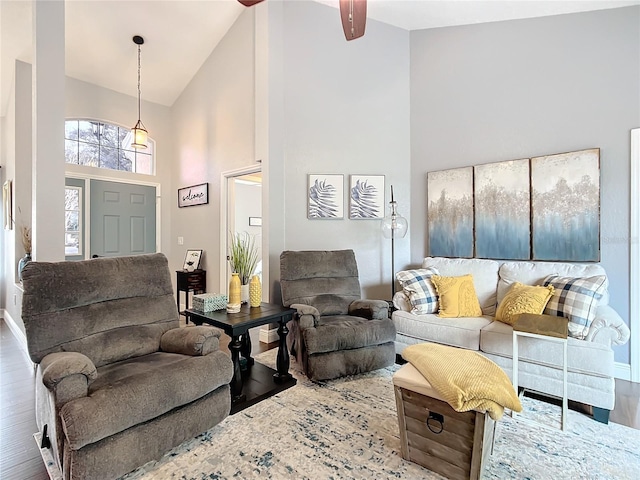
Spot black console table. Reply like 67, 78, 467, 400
176, 270, 206, 321
186, 303, 297, 414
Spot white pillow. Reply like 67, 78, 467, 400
396, 267, 439, 314
543, 274, 607, 339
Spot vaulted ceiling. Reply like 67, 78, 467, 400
1, 0, 637, 114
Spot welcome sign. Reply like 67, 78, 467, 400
178, 183, 209, 208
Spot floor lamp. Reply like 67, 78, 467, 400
381, 185, 408, 299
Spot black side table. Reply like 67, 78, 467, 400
176, 270, 206, 321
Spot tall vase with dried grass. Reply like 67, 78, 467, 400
18, 225, 32, 282
228, 232, 259, 303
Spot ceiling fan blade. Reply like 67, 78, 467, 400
238, 0, 265, 6
339, 0, 367, 41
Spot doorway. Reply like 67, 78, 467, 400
221, 166, 263, 291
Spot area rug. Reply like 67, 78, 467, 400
38, 349, 640, 479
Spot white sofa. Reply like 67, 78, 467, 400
392, 256, 631, 423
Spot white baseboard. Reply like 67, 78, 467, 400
259, 326, 279, 344
614, 361, 631, 381
1, 309, 28, 352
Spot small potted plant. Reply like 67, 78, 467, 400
228, 232, 259, 303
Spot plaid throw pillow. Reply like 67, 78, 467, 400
396, 267, 439, 314
543, 274, 607, 339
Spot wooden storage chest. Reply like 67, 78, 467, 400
393, 363, 495, 480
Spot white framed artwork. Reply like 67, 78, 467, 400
349, 175, 385, 219
308, 174, 344, 219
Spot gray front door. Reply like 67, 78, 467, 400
90, 179, 156, 258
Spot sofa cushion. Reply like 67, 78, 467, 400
497, 261, 609, 306
422, 257, 499, 316
431, 274, 483, 318
543, 274, 607, 340
396, 268, 439, 314
59, 351, 233, 450
392, 310, 492, 351
495, 282, 555, 326
480, 320, 613, 378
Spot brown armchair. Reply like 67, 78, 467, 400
21, 253, 233, 480
280, 249, 396, 381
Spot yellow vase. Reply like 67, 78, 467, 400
249, 275, 262, 307
228, 273, 241, 306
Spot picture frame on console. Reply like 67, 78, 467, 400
183, 249, 203, 271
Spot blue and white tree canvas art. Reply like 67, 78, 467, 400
531, 149, 600, 261
349, 175, 385, 219
308, 174, 344, 219
475, 159, 531, 259
427, 167, 474, 257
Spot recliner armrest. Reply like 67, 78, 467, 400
290, 303, 320, 328
161, 326, 223, 356
586, 305, 631, 347
349, 299, 389, 320
40, 352, 97, 405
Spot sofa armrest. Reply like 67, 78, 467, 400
392, 291, 412, 312
40, 352, 97, 405
290, 303, 320, 328
349, 299, 389, 320
585, 305, 631, 347
161, 326, 223, 356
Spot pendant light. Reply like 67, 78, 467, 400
131, 35, 148, 149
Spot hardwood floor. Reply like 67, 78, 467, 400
1, 317, 638, 479
1, 319, 48, 480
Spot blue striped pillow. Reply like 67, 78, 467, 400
543, 274, 607, 339
396, 267, 439, 314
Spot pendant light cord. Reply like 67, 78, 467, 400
137, 43, 142, 122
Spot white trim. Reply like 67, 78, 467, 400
2, 308, 28, 352
615, 361, 631, 382
219, 165, 263, 294
630, 128, 640, 382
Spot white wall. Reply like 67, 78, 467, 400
410, 6, 640, 364
1, 60, 31, 335
1, 64, 173, 336
170, 9, 256, 294
273, 0, 411, 301
65, 76, 174, 261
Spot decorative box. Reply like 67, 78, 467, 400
192, 293, 227, 312
393, 364, 495, 480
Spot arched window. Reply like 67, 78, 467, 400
64, 119, 154, 175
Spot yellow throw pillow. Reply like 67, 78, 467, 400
496, 282, 555, 326
431, 274, 483, 318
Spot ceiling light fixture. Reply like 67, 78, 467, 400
339, 0, 367, 41
131, 35, 148, 149
237, 0, 368, 41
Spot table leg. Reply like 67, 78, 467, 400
512, 332, 519, 419
240, 332, 255, 367
229, 335, 245, 403
274, 317, 293, 383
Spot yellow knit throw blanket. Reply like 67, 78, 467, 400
403, 343, 522, 420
